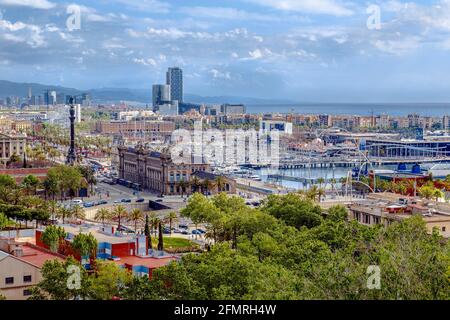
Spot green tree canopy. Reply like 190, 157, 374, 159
262, 193, 323, 229
41, 225, 67, 252
72, 233, 98, 259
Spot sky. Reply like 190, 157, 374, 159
1, 0, 450, 102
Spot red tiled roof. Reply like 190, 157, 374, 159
17, 245, 64, 268
114, 255, 176, 269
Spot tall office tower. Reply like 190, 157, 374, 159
152, 84, 171, 108
166, 67, 183, 102
44, 91, 50, 106
81, 93, 91, 106
57, 92, 65, 104
50, 91, 57, 105
75, 104, 82, 123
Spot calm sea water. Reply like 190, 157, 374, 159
246, 103, 450, 117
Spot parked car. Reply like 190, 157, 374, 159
71, 199, 83, 205
83, 202, 95, 208
96, 200, 108, 205
192, 230, 202, 235
173, 228, 182, 234
121, 199, 132, 203
117, 225, 134, 233
114, 199, 122, 204
179, 224, 189, 229
181, 230, 189, 235
195, 229, 206, 234
135, 198, 145, 203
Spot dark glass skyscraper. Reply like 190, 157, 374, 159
166, 67, 183, 102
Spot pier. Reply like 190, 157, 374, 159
271, 156, 450, 170
267, 175, 337, 185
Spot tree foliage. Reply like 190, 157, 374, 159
72, 233, 98, 259
32, 192, 450, 301
41, 225, 67, 252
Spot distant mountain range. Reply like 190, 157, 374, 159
0, 80, 296, 105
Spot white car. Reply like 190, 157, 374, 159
71, 199, 83, 205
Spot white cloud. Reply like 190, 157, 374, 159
373, 37, 421, 56
210, 69, 231, 80
0, 0, 55, 9
113, 0, 170, 13
245, 0, 353, 16
180, 6, 277, 21
0, 18, 46, 47
58, 32, 84, 44
133, 58, 157, 66
248, 48, 264, 60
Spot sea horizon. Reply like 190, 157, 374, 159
246, 103, 450, 117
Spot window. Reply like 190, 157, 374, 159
443, 226, 447, 232
5, 277, 14, 285
23, 275, 32, 283
23, 289, 32, 297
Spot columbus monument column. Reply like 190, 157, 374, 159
66, 97, 77, 165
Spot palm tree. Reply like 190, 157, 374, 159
317, 177, 325, 189
215, 175, 227, 193
396, 183, 408, 196
329, 178, 337, 193
166, 211, 178, 235
148, 212, 159, 237
57, 206, 72, 224
22, 175, 40, 195
95, 208, 111, 226
433, 189, 444, 202
307, 185, 320, 201
202, 179, 215, 196
129, 208, 144, 234
177, 180, 190, 197
419, 185, 434, 200
112, 205, 128, 229
47, 200, 58, 221
317, 188, 326, 202
71, 205, 85, 222
191, 176, 201, 193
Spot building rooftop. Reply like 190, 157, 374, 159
0, 250, 9, 261
59, 225, 137, 245
354, 193, 450, 222
192, 171, 220, 181
115, 255, 177, 270
18, 245, 64, 268
0, 238, 64, 268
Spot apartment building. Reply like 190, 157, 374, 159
95, 120, 175, 139
348, 193, 450, 238
0, 239, 64, 300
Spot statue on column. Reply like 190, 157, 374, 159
66, 96, 77, 165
